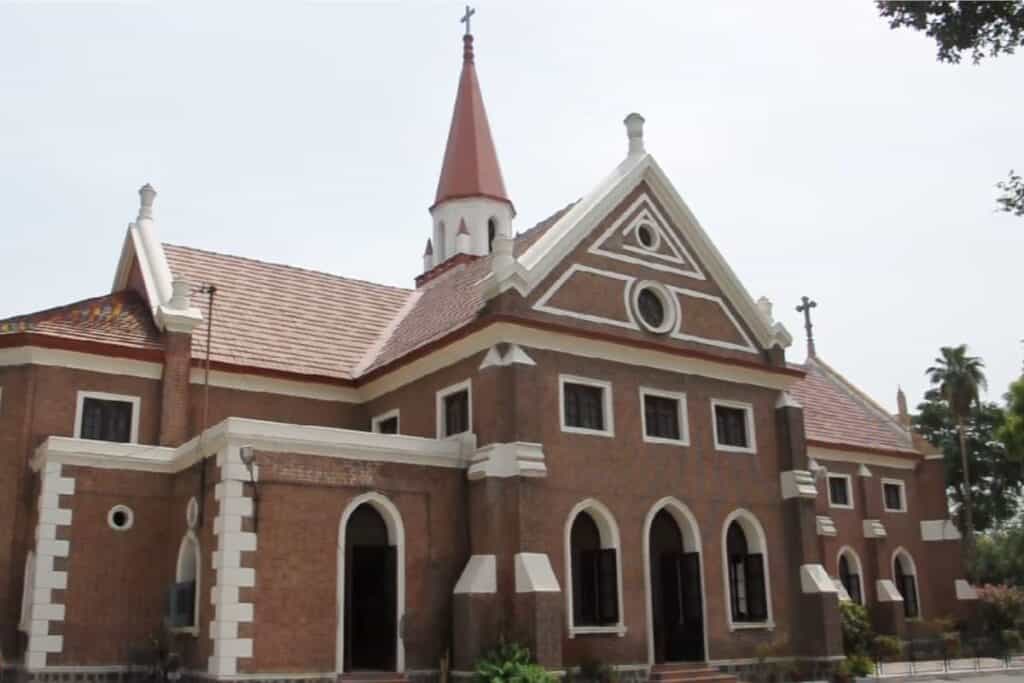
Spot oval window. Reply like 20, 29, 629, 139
636, 223, 658, 250
108, 504, 135, 531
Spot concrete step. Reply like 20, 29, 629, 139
338, 673, 407, 683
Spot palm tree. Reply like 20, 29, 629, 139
926, 345, 987, 571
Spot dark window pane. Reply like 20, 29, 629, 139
745, 554, 768, 621
444, 390, 469, 436
597, 548, 619, 624
715, 405, 749, 448
637, 289, 665, 329
884, 483, 903, 510
564, 383, 605, 431
829, 477, 849, 506
80, 398, 132, 442
570, 514, 617, 626
377, 417, 398, 435
644, 395, 680, 440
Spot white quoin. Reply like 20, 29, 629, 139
429, 197, 515, 266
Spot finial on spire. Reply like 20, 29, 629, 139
138, 183, 156, 220
624, 113, 645, 156
795, 295, 818, 357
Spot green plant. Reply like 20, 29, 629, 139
1001, 629, 1023, 653
872, 635, 903, 661
977, 584, 1024, 633
942, 631, 962, 658
475, 641, 555, 683
751, 640, 795, 682
840, 602, 873, 657
574, 658, 617, 683
838, 654, 874, 679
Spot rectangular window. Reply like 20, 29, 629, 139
572, 548, 619, 626
372, 410, 400, 435
436, 380, 472, 439
560, 375, 613, 437
76, 393, 138, 443
883, 480, 906, 512
712, 400, 755, 453
828, 475, 852, 508
640, 388, 688, 444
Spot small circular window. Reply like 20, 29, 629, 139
632, 281, 676, 334
635, 223, 659, 250
107, 505, 134, 531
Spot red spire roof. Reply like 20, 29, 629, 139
433, 34, 512, 211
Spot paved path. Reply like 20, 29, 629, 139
891, 675, 1021, 682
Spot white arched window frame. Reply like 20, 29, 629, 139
173, 531, 201, 633
892, 547, 921, 619
641, 497, 708, 664
336, 492, 406, 674
19, 551, 35, 633
564, 498, 625, 637
836, 546, 865, 606
721, 509, 774, 631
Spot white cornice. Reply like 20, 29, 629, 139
0, 347, 163, 379
808, 445, 918, 471
188, 368, 360, 403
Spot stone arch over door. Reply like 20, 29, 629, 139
336, 492, 406, 673
642, 497, 708, 664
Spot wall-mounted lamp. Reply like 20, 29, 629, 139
239, 445, 260, 533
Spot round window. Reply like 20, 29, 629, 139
107, 505, 134, 531
635, 223, 659, 250
632, 281, 676, 334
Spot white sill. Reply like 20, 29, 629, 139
729, 621, 775, 632
169, 626, 198, 637
715, 444, 757, 455
569, 624, 627, 638
561, 426, 615, 438
642, 436, 690, 447
884, 508, 908, 514
829, 503, 855, 511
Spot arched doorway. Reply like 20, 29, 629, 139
646, 504, 704, 663
344, 503, 397, 671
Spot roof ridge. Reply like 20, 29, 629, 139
808, 356, 913, 446
162, 243, 414, 294
0, 290, 144, 326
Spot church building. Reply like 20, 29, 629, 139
0, 19, 972, 683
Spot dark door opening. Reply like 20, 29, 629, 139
345, 504, 397, 671
650, 510, 704, 662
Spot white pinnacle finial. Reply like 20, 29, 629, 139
168, 276, 191, 310
624, 113, 645, 156
138, 183, 157, 220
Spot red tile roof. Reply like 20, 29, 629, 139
0, 290, 162, 351
163, 244, 413, 381
790, 356, 918, 455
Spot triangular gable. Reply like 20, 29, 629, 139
111, 208, 176, 330
492, 153, 791, 350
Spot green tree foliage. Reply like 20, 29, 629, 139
997, 376, 1024, 461
840, 602, 874, 657
915, 392, 1021, 533
877, 1, 1024, 64
975, 584, 1024, 631
975, 526, 1024, 586
997, 171, 1024, 217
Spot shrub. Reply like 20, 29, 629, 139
837, 654, 874, 678
976, 584, 1024, 633
1001, 629, 1023, 653
941, 631, 962, 658
475, 641, 555, 683
872, 635, 903, 660
840, 602, 873, 657
573, 658, 618, 683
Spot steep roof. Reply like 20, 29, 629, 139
163, 244, 413, 381
790, 355, 918, 455
0, 290, 162, 352
433, 34, 511, 210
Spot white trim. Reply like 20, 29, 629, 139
19, 551, 35, 633
371, 409, 401, 434
106, 504, 135, 531
174, 531, 201, 633
534, 264, 638, 330
454, 555, 497, 594
891, 547, 921, 619
564, 498, 626, 638
642, 497, 709, 665
827, 473, 854, 510
0, 346, 163, 379
514, 553, 561, 593
189, 368, 359, 403
921, 519, 961, 541
808, 445, 917, 471
436, 379, 472, 439
559, 374, 615, 437
836, 546, 865, 606
882, 478, 908, 513
631, 280, 677, 335
721, 508, 775, 631
666, 285, 757, 354
74, 390, 141, 444
638, 387, 690, 445
710, 399, 756, 454
337, 492, 406, 673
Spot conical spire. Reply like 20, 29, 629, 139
433, 33, 511, 211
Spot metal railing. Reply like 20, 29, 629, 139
873, 635, 1024, 677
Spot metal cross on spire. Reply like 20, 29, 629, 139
796, 296, 818, 357
460, 5, 476, 35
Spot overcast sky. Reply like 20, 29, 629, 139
2, 1, 1022, 412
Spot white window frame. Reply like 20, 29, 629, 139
827, 473, 854, 510
710, 399, 756, 454
172, 531, 201, 635
74, 390, 141, 444
638, 387, 689, 445
564, 498, 626, 638
371, 409, 401, 435
882, 478, 908, 513
721, 508, 775, 631
436, 379, 472, 439
559, 375, 615, 438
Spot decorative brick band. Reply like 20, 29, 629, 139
209, 447, 258, 677
26, 462, 75, 670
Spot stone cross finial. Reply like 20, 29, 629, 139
460, 5, 475, 35
796, 295, 818, 357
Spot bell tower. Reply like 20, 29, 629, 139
422, 8, 514, 279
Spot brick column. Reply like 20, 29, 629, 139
160, 331, 193, 446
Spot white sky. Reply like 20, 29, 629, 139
2, 1, 1022, 412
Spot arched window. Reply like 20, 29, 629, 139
722, 513, 769, 625
893, 550, 920, 619
565, 500, 622, 634
487, 218, 498, 253
170, 533, 200, 630
838, 548, 863, 605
